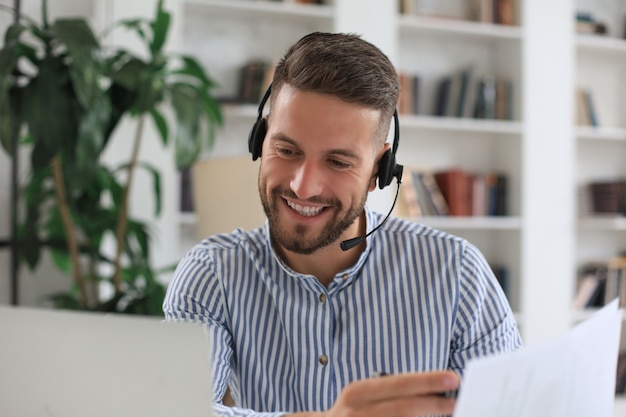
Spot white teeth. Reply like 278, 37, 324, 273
286, 200, 324, 217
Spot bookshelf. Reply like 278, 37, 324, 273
574, 0, 626, 410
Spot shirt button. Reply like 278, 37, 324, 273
341, 273, 348, 280
318, 354, 328, 366
318, 293, 327, 303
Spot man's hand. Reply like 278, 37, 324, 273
289, 370, 460, 417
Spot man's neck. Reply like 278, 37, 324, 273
281, 241, 364, 287
275, 213, 368, 287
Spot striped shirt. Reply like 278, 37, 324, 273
163, 207, 522, 417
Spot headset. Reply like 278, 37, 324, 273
247, 84, 404, 250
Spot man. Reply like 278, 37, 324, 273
163, 32, 522, 417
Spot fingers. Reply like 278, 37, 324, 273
344, 370, 459, 402
332, 370, 460, 417
361, 392, 457, 417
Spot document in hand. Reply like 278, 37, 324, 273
454, 299, 622, 417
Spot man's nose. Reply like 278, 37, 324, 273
290, 160, 324, 200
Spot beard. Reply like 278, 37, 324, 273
259, 183, 368, 255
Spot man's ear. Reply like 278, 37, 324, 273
369, 142, 391, 192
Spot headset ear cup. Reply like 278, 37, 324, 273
248, 118, 267, 161
377, 150, 395, 189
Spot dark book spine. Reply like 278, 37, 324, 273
179, 167, 194, 213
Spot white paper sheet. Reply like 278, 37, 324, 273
454, 299, 622, 417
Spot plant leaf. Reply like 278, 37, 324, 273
170, 83, 201, 169
110, 56, 148, 91
4, 23, 26, 45
73, 95, 112, 190
104, 81, 137, 144
0, 86, 22, 155
126, 219, 151, 260
169, 55, 217, 89
150, 0, 170, 57
149, 108, 168, 146
136, 161, 162, 216
53, 18, 98, 49
0, 43, 16, 94
53, 19, 102, 108
50, 247, 72, 273
22, 57, 79, 167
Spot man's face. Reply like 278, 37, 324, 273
258, 85, 383, 255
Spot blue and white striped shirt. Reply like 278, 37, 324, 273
163, 207, 522, 417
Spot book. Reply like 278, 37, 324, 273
616, 351, 626, 394
397, 168, 422, 218
498, 0, 517, 25
589, 181, 625, 215
412, 75, 421, 115
471, 173, 487, 216
434, 77, 452, 117
474, 75, 497, 119
398, 72, 415, 115
495, 173, 508, 216
410, 171, 432, 216
576, 88, 589, 126
434, 169, 472, 216
179, 167, 194, 212
573, 263, 606, 309
583, 89, 599, 127
238, 60, 269, 103
420, 171, 449, 216
610, 257, 626, 308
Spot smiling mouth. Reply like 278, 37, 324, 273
285, 200, 326, 217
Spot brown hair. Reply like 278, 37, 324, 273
271, 32, 400, 145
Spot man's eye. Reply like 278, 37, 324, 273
277, 147, 295, 156
329, 159, 350, 169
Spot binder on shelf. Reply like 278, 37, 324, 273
588, 180, 626, 215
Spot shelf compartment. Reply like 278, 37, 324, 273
578, 216, 626, 231
400, 115, 522, 135
576, 126, 626, 141
576, 34, 626, 55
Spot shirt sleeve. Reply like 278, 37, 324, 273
162, 246, 287, 417
448, 240, 523, 375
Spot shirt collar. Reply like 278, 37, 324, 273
262, 206, 380, 289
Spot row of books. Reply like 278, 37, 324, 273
576, 87, 600, 127
399, 0, 518, 26
573, 257, 626, 396
573, 256, 626, 310
587, 180, 626, 215
235, 60, 275, 104
575, 11, 608, 36
399, 69, 514, 121
467, 0, 517, 26
396, 168, 508, 218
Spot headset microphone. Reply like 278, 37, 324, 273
340, 172, 403, 251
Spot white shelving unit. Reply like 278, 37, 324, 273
574, 0, 626, 411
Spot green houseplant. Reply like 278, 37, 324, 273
0, 0, 222, 315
